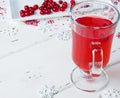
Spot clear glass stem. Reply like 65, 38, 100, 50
54, 49, 120, 96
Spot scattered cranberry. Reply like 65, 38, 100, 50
19, 0, 68, 17
29, 10, 34, 15
51, 2, 57, 7
48, 0, 53, 3
40, 0, 68, 15
33, 4, 38, 10
39, 6, 44, 10
52, 5, 60, 12
60, 7, 65, 12
40, 10, 45, 15
47, 4, 52, 9
20, 10, 25, 17
45, 9, 51, 14
70, 0, 76, 8
25, 11, 30, 16
59, 0, 63, 4
62, 2, 68, 8
24, 5, 29, 10
29, 7, 34, 11
44, 0, 48, 2
20, 5, 35, 17
20, 10, 25, 14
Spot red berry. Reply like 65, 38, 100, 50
20, 13, 25, 17
52, 5, 59, 12
44, 0, 48, 2
47, 4, 52, 9
39, 6, 44, 10
20, 10, 25, 14
24, 5, 29, 10
51, 1, 56, 6
70, 0, 76, 7
29, 9, 34, 15
29, 7, 34, 11
59, 0, 63, 4
24, 9, 29, 14
20, 0, 69, 17
42, 2, 47, 7
43, 7, 48, 10
48, 0, 53, 3
62, 2, 68, 8
60, 7, 65, 11
45, 9, 51, 14
25, 12, 30, 16
33, 4, 38, 10
40, 10, 45, 15
20, 10, 25, 17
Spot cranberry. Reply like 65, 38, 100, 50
29, 10, 34, 15
70, 0, 76, 7
47, 3, 52, 9
29, 7, 34, 11
24, 5, 29, 10
59, 0, 63, 4
44, 0, 48, 2
20, 13, 25, 17
48, 0, 53, 3
43, 7, 48, 10
20, 11, 25, 17
33, 4, 38, 10
20, 0, 69, 17
51, 1, 57, 6
24, 10, 29, 14
25, 11, 30, 16
42, 2, 47, 7
62, 2, 68, 8
60, 7, 65, 11
52, 5, 60, 12
39, 6, 44, 10
20, 10, 25, 14
40, 10, 45, 15
45, 9, 51, 14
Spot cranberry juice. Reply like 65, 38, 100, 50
72, 16, 114, 72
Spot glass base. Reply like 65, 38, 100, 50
71, 67, 109, 92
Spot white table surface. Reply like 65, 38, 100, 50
0, 0, 120, 98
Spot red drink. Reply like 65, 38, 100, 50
70, 1, 119, 92
72, 16, 115, 73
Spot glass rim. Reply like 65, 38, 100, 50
70, 1, 120, 29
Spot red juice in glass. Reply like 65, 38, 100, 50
72, 16, 114, 73
70, 1, 119, 92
